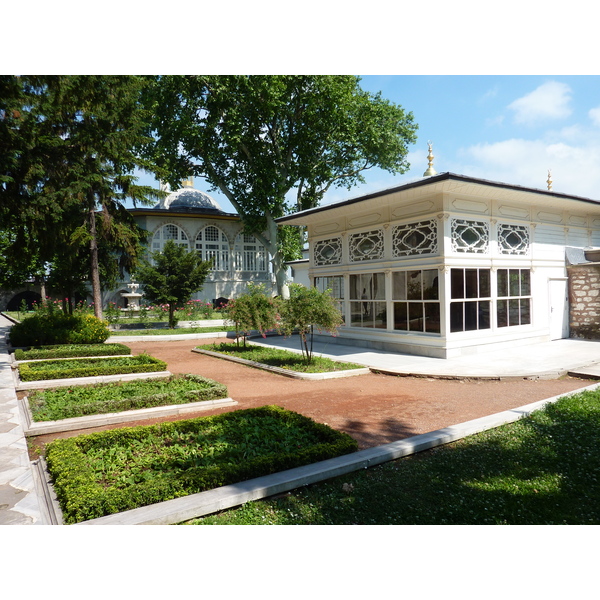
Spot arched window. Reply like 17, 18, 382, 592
152, 224, 189, 252
234, 233, 267, 272
196, 226, 230, 271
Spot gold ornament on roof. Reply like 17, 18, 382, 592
423, 141, 438, 177
547, 170, 552, 191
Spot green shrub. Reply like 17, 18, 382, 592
29, 374, 228, 421
18, 354, 167, 382
14, 343, 131, 361
45, 405, 358, 523
9, 313, 110, 347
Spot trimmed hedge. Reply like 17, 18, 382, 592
18, 354, 167, 382
45, 405, 359, 523
9, 313, 110, 347
14, 343, 131, 361
29, 374, 228, 421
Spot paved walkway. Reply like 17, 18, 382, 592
250, 335, 600, 380
3, 312, 600, 525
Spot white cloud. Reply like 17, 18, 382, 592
589, 106, 600, 127
459, 137, 600, 198
508, 81, 572, 125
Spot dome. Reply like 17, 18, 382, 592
156, 178, 222, 211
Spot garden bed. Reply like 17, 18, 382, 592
44, 405, 358, 524
193, 341, 370, 380
20, 374, 235, 436
17, 354, 167, 382
27, 373, 227, 421
13, 343, 131, 361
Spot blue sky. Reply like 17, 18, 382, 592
135, 75, 600, 213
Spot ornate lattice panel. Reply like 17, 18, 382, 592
451, 219, 489, 253
313, 237, 342, 266
497, 223, 530, 255
349, 229, 384, 262
392, 220, 438, 257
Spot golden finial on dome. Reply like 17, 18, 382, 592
423, 141, 437, 177
182, 177, 194, 188
547, 170, 552, 191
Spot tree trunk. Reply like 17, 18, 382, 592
89, 201, 103, 319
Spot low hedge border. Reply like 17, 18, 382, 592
18, 354, 167, 382
45, 405, 359, 524
29, 374, 228, 421
14, 343, 132, 361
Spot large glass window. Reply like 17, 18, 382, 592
152, 224, 189, 252
234, 233, 267, 272
450, 268, 491, 332
349, 273, 386, 328
497, 269, 531, 327
314, 276, 344, 299
195, 226, 230, 271
392, 269, 440, 334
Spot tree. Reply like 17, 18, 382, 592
279, 283, 344, 364
0, 75, 159, 318
135, 240, 213, 328
225, 283, 281, 347
143, 76, 418, 294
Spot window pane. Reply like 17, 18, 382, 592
465, 269, 478, 298
373, 273, 386, 300
394, 302, 408, 330
464, 301, 478, 330
450, 303, 463, 332
392, 272, 406, 300
373, 302, 387, 328
509, 269, 520, 296
407, 271, 422, 300
408, 303, 423, 331
451, 269, 464, 299
423, 270, 439, 300
521, 299, 531, 325
425, 303, 440, 333
479, 269, 490, 297
497, 300, 508, 327
478, 301, 490, 329
497, 269, 508, 297
521, 270, 531, 296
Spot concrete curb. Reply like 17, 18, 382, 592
19, 396, 238, 436
69, 381, 600, 525
191, 348, 370, 380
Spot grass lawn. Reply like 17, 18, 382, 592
201, 341, 364, 373
44, 405, 358, 523
187, 389, 600, 525
28, 374, 227, 421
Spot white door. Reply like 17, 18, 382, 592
549, 278, 569, 340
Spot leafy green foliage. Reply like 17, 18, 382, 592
192, 391, 600, 525
44, 406, 358, 523
143, 75, 418, 293
0, 75, 158, 315
18, 354, 166, 381
135, 240, 212, 328
28, 374, 227, 422
9, 313, 110, 347
279, 283, 344, 363
203, 342, 363, 373
14, 343, 130, 361
225, 283, 281, 346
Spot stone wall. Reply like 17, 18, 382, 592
568, 263, 600, 339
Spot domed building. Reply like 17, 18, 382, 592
104, 178, 274, 309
